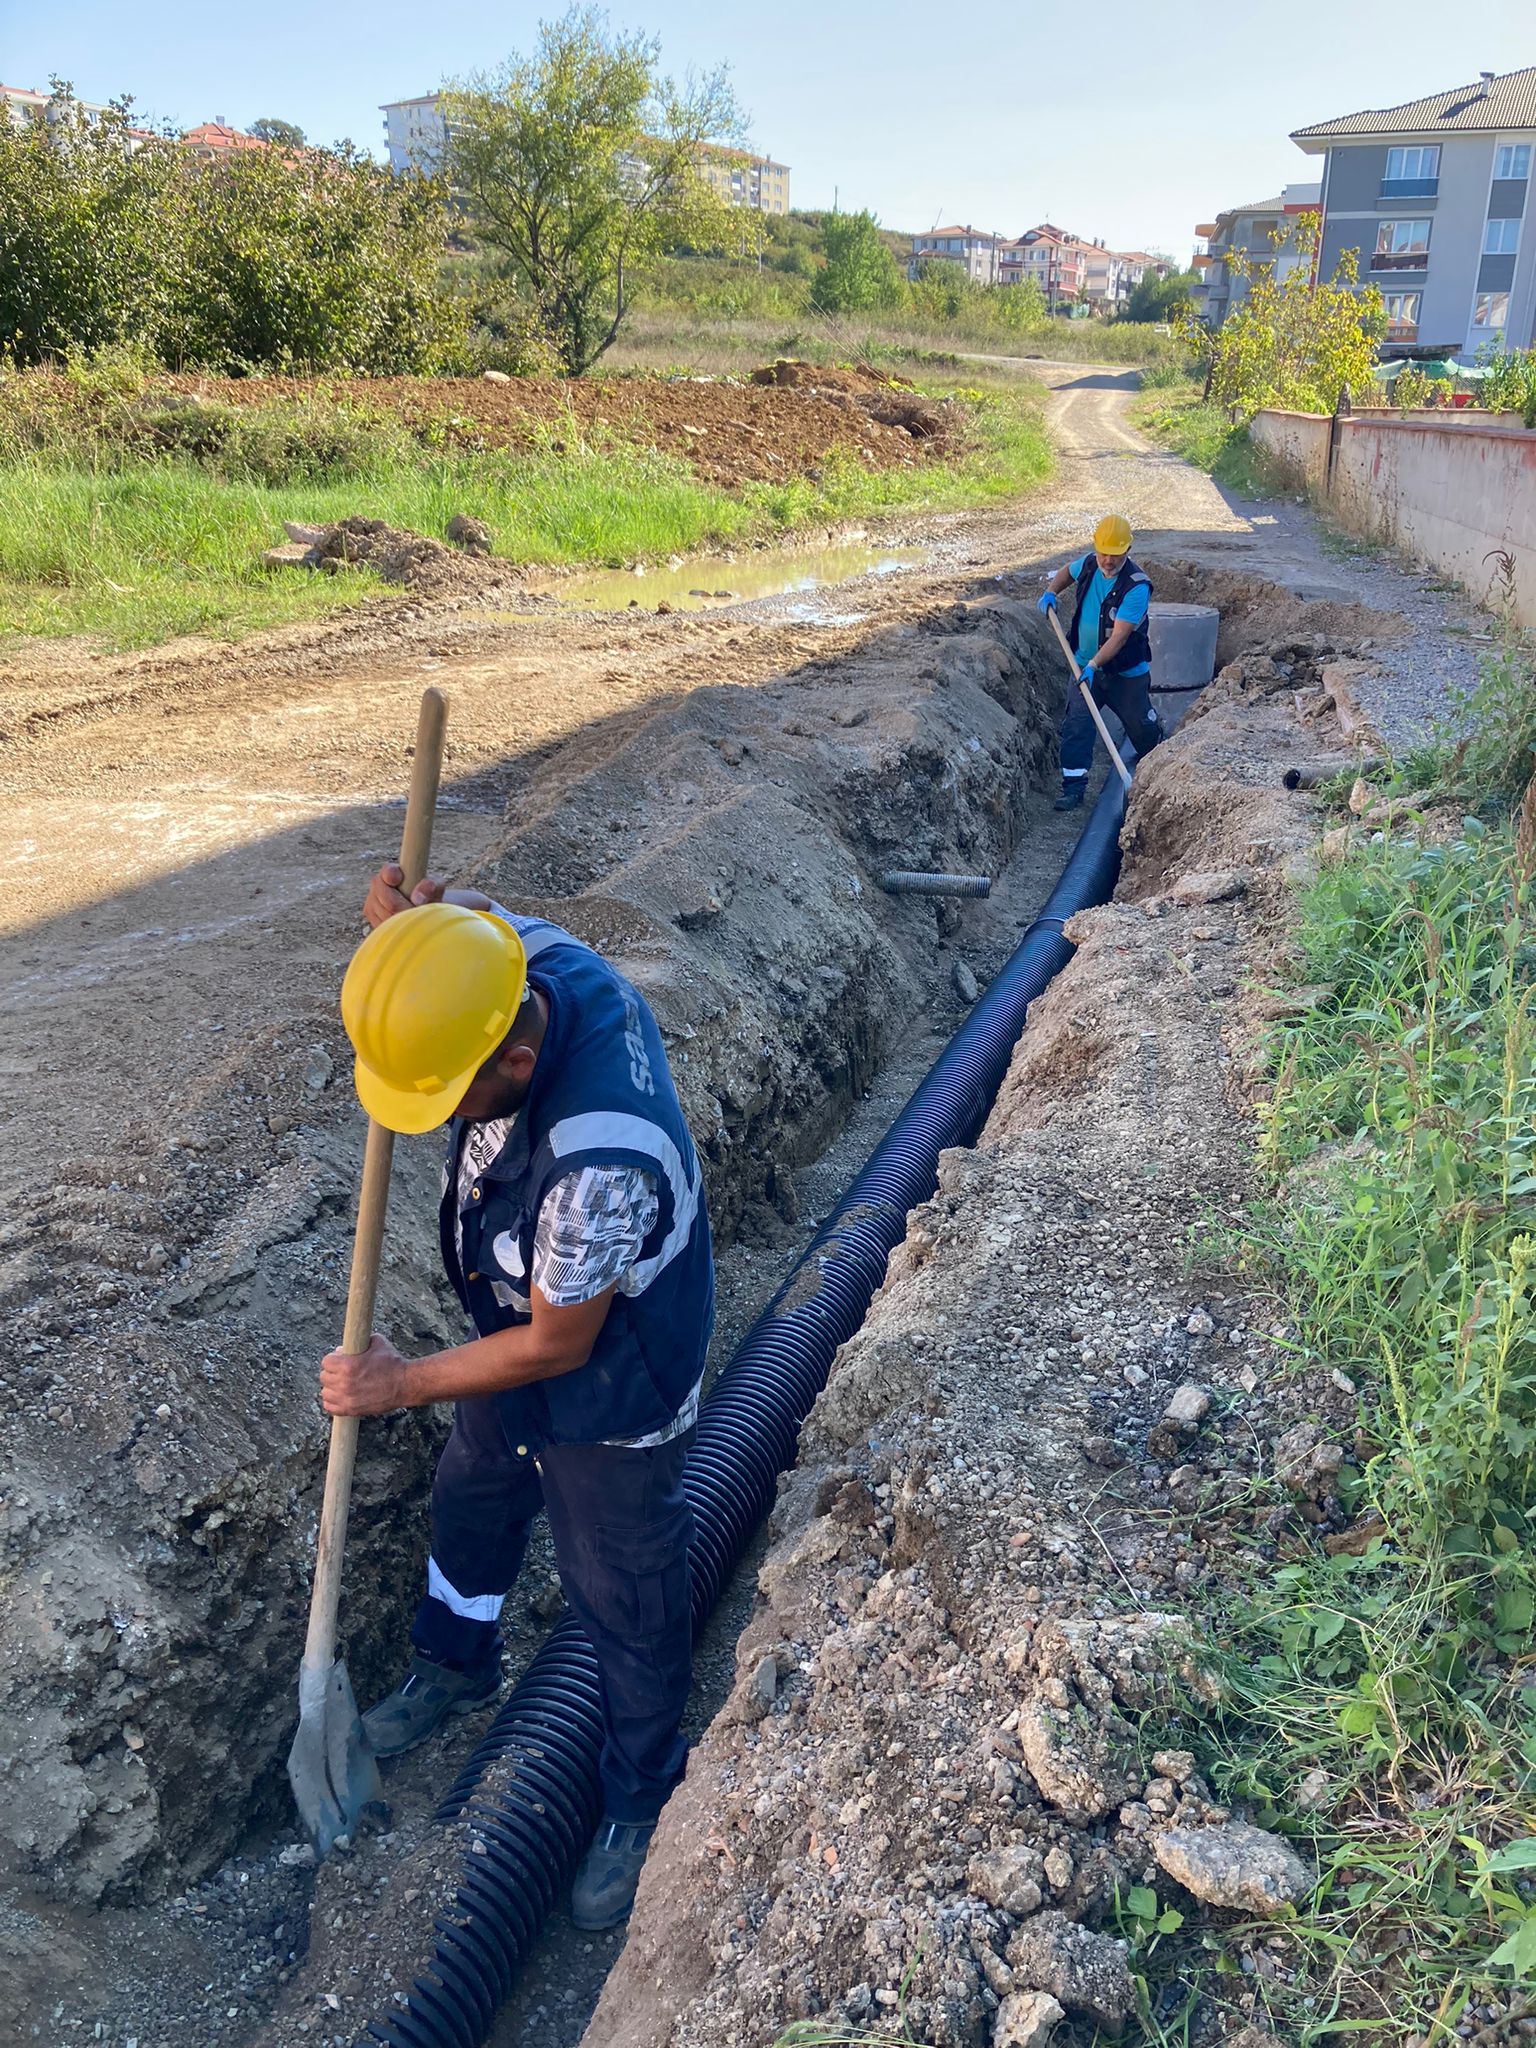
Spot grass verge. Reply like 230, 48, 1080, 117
1185, 615, 1536, 2040
0, 371, 1051, 650
1130, 383, 1277, 498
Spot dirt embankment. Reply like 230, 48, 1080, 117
147, 366, 961, 489
0, 594, 1063, 1953
585, 605, 1388, 2048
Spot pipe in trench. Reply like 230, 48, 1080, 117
357, 761, 1133, 2048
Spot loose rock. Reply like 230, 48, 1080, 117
1153, 1819, 1312, 1913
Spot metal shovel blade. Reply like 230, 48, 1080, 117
287, 1656, 383, 1856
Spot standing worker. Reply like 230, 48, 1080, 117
1037, 514, 1163, 810
317, 866, 714, 1931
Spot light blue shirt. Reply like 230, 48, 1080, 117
1069, 555, 1150, 676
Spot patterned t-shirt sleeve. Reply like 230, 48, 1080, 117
532, 1165, 660, 1307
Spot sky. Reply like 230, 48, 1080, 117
5, 0, 1533, 260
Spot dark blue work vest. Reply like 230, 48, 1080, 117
1069, 554, 1153, 676
438, 913, 714, 1447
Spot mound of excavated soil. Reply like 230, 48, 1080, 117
157, 369, 958, 489
279, 516, 525, 600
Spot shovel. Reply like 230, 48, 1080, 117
1045, 604, 1134, 792
287, 685, 449, 1854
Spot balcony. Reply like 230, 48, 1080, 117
1379, 177, 1438, 200
1369, 251, 1429, 272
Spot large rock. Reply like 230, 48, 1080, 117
1017, 1699, 1139, 1822
1006, 1911, 1133, 2035
994, 1989, 1066, 2047
1153, 1820, 1312, 1913
968, 1843, 1046, 1916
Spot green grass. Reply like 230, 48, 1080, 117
1196, 746, 1536, 2036
609, 302, 1181, 377
0, 379, 1052, 650
1130, 385, 1278, 497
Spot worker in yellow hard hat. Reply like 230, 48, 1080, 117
320, 867, 714, 1934
1037, 514, 1163, 809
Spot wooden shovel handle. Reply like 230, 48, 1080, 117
1047, 604, 1134, 791
301, 688, 449, 1675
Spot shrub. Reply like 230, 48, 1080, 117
0, 84, 463, 374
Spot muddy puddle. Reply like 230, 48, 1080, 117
532, 542, 924, 613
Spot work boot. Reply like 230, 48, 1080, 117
1054, 777, 1086, 812
570, 1817, 656, 1931
361, 1654, 500, 1759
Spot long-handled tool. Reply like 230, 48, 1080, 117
1046, 604, 1134, 791
287, 685, 449, 1854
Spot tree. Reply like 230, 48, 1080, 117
250, 117, 306, 148
810, 210, 900, 314
0, 83, 186, 363
1125, 267, 1199, 323
442, 6, 758, 375
1188, 212, 1384, 415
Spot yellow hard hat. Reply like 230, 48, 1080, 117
1093, 514, 1133, 555
341, 903, 528, 1134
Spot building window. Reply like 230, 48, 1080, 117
1495, 142, 1532, 180
1376, 219, 1431, 256
1474, 291, 1511, 327
1484, 218, 1521, 255
1386, 145, 1440, 182
1382, 291, 1421, 339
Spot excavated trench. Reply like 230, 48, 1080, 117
11, 561, 1407, 2048
12, 586, 1070, 2037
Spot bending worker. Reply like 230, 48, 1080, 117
1037, 513, 1162, 810
318, 867, 713, 1931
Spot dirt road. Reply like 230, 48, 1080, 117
0, 364, 1483, 2046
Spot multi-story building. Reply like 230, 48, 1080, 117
1191, 183, 1322, 328
181, 120, 277, 162
1291, 64, 1536, 356
997, 225, 1092, 307
910, 225, 1003, 285
1, 81, 154, 146
696, 144, 790, 213
381, 93, 449, 174
381, 93, 789, 209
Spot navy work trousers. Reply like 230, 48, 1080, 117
1059, 667, 1163, 779
411, 1398, 694, 1825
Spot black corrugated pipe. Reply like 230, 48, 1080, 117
359, 760, 1133, 2048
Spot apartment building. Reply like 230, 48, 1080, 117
995, 224, 1088, 306
910, 225, 1003, 285
1292, 64, 1536, 355
1191, 183, 1322, 328
696, 144, 790, 213
381, 93, 789, 210
1, 81, 154, 146
181, 120, 281, 162
381, 93, 449, 174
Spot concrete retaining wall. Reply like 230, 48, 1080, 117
1251, 407, 1536, 625
1249, 409, 1332, 496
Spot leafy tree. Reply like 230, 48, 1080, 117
810, 210, 900, 313
1124, 267, 1198, 323
250, 117, 306, 148
173, 146, 464, 372
441, 5, 758, 375
0, 83, 185, 363
1184, 212, 1383, 415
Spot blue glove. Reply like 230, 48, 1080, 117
1079, 659, 1097, 684
1036, 589, 1057, 614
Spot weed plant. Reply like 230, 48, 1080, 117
1217, 787, 1536, 2033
